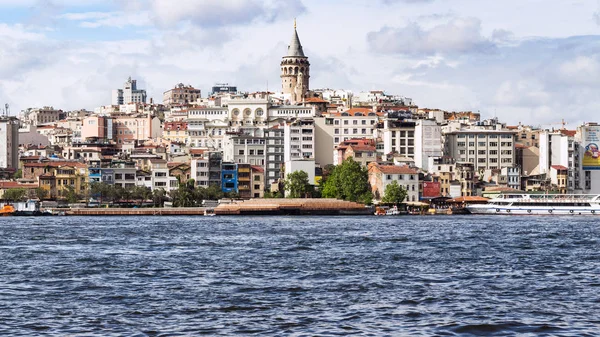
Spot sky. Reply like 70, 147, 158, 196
0, 0, 599, 127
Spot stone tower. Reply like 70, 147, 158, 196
281, 20, 310, 104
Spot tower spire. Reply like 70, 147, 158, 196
294, 18, 297, 29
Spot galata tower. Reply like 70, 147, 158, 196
281, 20, 310, 104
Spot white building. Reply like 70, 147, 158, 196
444, 129, 517, 173
284, 159, 316, 196
0, 117, 19, 169
539, 129, 579, 192
414, 119, 443, 171
20, 107, 62, 126
112, 77, 147, 105
284, 118, 315, 162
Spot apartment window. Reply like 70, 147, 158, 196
489, 150, 498, 155
490, 142, 498, 147
478, 142, 486, 146
478, 158, 486, 163
469, 142, 475, 147
353, 120, 358, 125
257, 150, 264, 155
343, 120, 349, 125
457, 142, 466, 147
478, 150, 486, 155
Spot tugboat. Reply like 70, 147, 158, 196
0, 205, 15, 216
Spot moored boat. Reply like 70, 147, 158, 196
466, 194, 600, 215
0, 205, 15, 216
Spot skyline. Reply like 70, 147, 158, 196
1, 0, 599, 127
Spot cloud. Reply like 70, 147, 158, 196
594, 11, 600, 25
61, 11, 151, 28
367, 17, 495, 55
382, 0, 433, 4
558, 56, 600, 86
150, 0, 305, 28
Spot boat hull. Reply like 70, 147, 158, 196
467, 205, 600, 215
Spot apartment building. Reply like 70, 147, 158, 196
444, 130, 517, 172
0, 117, 19, 170
284, 118, 315, 162
163, 83, 201, 106
368, 163, 419, 202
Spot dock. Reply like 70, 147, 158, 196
214, 198, 372, 215
49, 207, 208, 216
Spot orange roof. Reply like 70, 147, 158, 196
551, 165, 568, 171
303, 97, 328, 103
560, 130, 576, 137
448, 196, 489, 203
372, 164, 417, 175
0, 181, 38, 189
189, 149, 206, 155
250, 165, 264, 173
349, 144, 376, 152
164, 122, 188, 131
329, 108, 383, 117
23, 162, 86, 168
514, 143, 528, 149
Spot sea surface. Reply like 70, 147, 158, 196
1, 215, 600, 336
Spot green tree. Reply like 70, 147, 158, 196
284, 170, 311, 198
63, 185, 80, 203
3, 188, 27, 202
152, 188, 167, 207
90, 182, 112, 205
321, 157, 372, 204
13, 169, 22, 179
381, 180, 407, 205
171, 178, 197, 207
132, 186, 152, 206
35, 187, 48, 200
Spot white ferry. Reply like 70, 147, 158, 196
466, 194, 600, 215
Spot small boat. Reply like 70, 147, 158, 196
0, 205, 15, 216
204, 208, 216, 216
386, 205, 401, 216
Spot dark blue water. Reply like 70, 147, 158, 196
1, 215, 600, 336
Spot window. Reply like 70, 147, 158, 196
478, 142, 486, 146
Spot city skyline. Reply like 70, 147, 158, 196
0, 0, 599, 126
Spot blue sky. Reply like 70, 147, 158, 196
0, 0, 599, 127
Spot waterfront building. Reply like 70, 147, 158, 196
222, 133, 266, 166
112, 77, 147, 105
444, 129, 517, 173
368, 162, 419, 202
149, 159, 170, 191
163, 83, 201, 107
251, 165, 265, 198
0, 117, 19, 170
221, 162, 238, 193
264, 126, 285, 186
538, 129, 579, 192
23, 161, 88, 199
237, 163, 251, 199
334, 138, 378, 167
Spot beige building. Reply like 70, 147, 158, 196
163, 83, 201, 107
22, 107, 63, 126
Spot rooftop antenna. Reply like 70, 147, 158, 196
5, 104, 9, 116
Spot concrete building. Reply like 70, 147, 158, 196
222, 133, 266, 166
81, 116, 114, 141
335, 138, 378, 167
284, 118, 315, 162
539, 129, 580, 192
0, 117, 19, 170
221, 162, 238, 193
163, 83, 201, 106
162, 122, 188, 145
251, 165, 265, 198
21, 107, 63, 126
112, 77, 147, 105
284, 159, 316, 190
150, 159, 170, 191
444, 129, 517, 173
414, 119, 443, 171
281, 21, 310, 104
113, 115, 161, 147
264, 126, 285, 186
368, 163, 419, 202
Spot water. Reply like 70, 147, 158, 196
1, 215, 600, 336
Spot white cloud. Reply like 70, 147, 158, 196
150, 0, 305, 28
367, 17, 495, 55
558, 56, 600, 86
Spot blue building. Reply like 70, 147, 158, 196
221, 162, 238, 193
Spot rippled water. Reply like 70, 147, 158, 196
1, 215, 600, 336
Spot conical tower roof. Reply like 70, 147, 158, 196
286, 20, 305, 57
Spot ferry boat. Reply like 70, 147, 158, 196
466, 194, 600, 215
